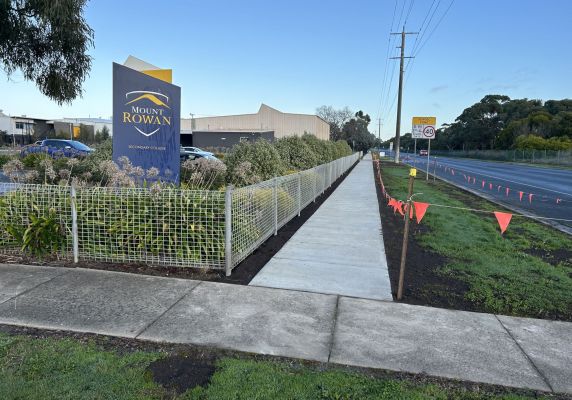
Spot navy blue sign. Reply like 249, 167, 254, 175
112, 63, 180, 183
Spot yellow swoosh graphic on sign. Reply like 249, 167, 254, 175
125, 93, 170, 108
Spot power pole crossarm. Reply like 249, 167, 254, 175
389, 28, 418, 164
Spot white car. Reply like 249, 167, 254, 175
181, 146, 213, 157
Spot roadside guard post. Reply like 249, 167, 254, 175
412, 117, 436, 181
397, 167, 416, 300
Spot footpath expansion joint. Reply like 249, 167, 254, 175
494, 314, 554, 393
134, 281, 204, 339
327, 295, 340, 363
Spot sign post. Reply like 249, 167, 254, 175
412, 117, 436, 181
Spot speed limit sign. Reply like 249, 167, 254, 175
422, 125, 435, 139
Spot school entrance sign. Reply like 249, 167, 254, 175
113, 61, 181, 183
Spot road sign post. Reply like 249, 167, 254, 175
426, 138, 431, 181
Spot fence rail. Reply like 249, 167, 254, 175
0, 152, 360, 274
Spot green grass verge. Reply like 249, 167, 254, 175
0, 333, 544, 399
380, 163, 572, 320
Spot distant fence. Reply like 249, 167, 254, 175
431, 149, 572, 166
0, 152, 360, 274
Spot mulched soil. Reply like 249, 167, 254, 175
0, 162, 358, 286
0, 324, 560, 398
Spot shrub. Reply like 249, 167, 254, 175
75, 188, 227, 264
181, 158, 227, 190
0, 187, 70, 258
334, 140, 352, 158
274, 136, 319, 170
0, 154, 12, 167
301, 133, 334, 164
514, 134, 572, 150
225, 140, 286, 186
21, 152, 51, 168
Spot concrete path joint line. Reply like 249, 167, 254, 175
494, 314, 554, 392
0, 267, 72, 306
134, 281, 204, 339
327, 295, 340, 363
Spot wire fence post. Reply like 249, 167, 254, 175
70, 184, 79, 263
273, 177, 278, 236
297, 173, 301, 217
224, 185, 234, 276
313, 168, 318, 202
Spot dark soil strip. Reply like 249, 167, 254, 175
0, 161, 358, 286
0, 324, 558, 398
372, 162, 480, 311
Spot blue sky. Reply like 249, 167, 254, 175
1, 0, 571, 141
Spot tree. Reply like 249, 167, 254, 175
95, 125, 110, 143
78, 123, 93, 143
316, 105, 353, 141
0, 0, 94, 104
341, 111, 376, 152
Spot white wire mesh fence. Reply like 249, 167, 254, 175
0, 183, 73, 258
228, 152, 360, 273
0, 152, 360, 273
74, 187, 226, 268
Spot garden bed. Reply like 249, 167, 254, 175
373, 161, 572, 321
0, 160, 358, 285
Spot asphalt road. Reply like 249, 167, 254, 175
401, 154, 572, 233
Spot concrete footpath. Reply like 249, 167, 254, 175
0, 264, 571, 394
250, 154, 392, 300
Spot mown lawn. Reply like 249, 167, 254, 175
0, 333, 545, 400
379, 163, 572, 320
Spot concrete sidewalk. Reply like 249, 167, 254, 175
0, 264, 570, 394
250, 154, 392, 300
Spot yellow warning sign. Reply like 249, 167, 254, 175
412, 117, 436, 125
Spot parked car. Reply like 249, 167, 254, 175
419, 149, 428, 156
180, 148, 220, 162
21, 139, 94, 158
181, 146, 214, 157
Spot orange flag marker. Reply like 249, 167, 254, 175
396, 201, 405, 216
413, 202, 430, 224
494, 211, 513, 234
519, 191, 523, 201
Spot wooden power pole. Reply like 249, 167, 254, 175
390, 28, 417, 164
